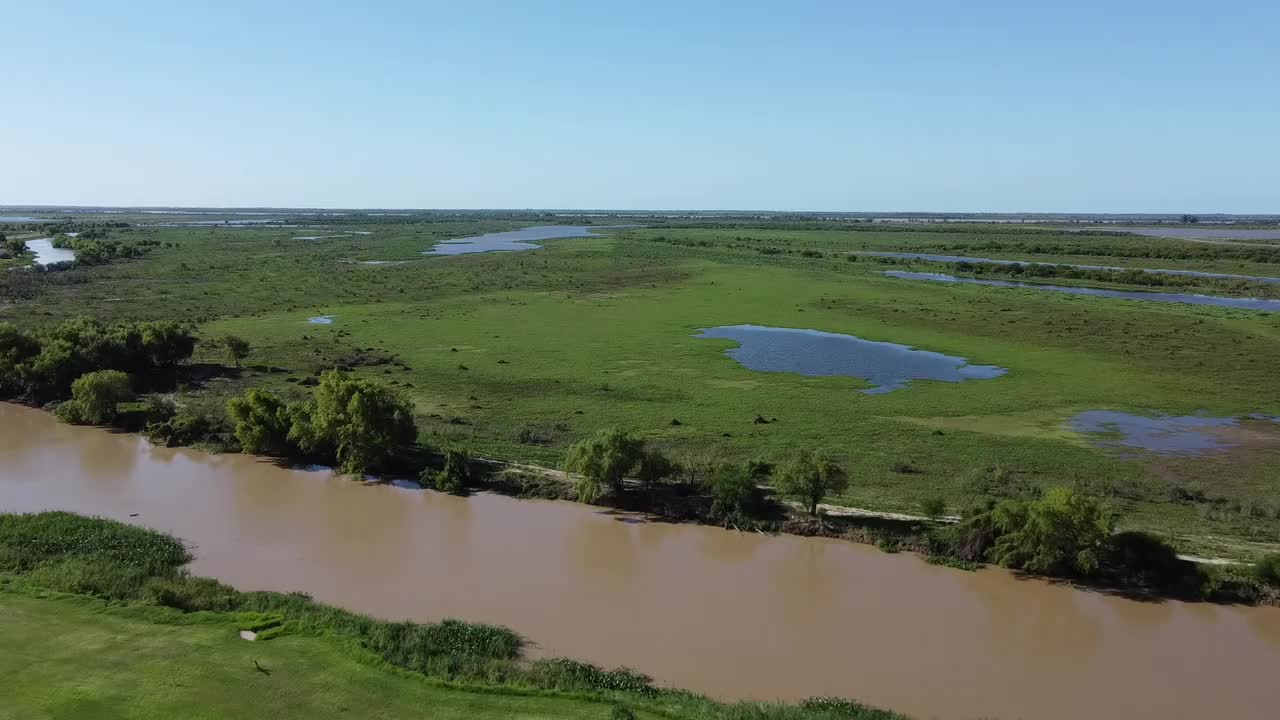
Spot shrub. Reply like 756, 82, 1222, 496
991, 488, 1114, 577
563, 428, 645, 503
424, 449, 472, 494
220, 333, 251, 367
145, 408, 233, 449
635, 449, 677, 493
920, 495, 946, 520
227, 388, 293, 455
775, 451, 848, 516
1254, 553, 1280, 587
58, 369, 134, 425
746, 458, 774, 478
526, 658, 659, 697
708, 464, 759, 518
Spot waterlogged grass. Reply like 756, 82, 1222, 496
5, 217, 1280, 558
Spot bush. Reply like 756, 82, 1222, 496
526, 658, 659, 697
991, 488, 1114, 577
227, 388, 293, 455
635, 448, 677, 492
708, 464, 760, 519
220, 333, 251, 367
775, 451, 848, 516
919, 495, 946, 520
424, 449, 473, 494
1254, 553, 1280, 587
563, 428, 645, 503
58, 369, 134, 425
145, 409, 234, 449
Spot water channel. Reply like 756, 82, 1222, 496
1, 403, 1277, 720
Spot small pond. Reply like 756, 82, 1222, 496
1069, 410, 1280, 455
881, 271, 1280, 312
307, 315, 335, 324
695, 324, 1006, 394
859, 252, 1280, 285
26, 238, 76, 266
423, 225, 605, 256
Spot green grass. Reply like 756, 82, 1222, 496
0, 588, 655, 720
5, 216, 1280, 559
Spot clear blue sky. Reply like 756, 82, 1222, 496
3, 1, 1277, 212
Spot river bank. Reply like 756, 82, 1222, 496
3, 402, 1279, 719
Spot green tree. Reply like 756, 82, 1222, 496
58, 370, 133, 425
635, 449, 677, 494
221, 334, 251, 367
708, 464, 758, 518
0, 323, 40, 397
991, 487, 1114, 577
423, 448, 473, 494
288, 371, 417, 476
226, 388, 293, 455
563, 428, 645, 503
775, 451, 848, 516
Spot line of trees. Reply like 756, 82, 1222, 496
0, 318, 196, 402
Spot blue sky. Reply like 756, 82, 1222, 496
2, 1, 1277, 212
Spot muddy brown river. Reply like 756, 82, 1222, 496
2, 403, 1278, 719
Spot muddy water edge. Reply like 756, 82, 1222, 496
2, 403, 1278, 720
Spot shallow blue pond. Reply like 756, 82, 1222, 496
423, 225, 605, 256
1069, 410, 1278, 455
882, 271, 1280, 312
859, 252, 1280, 285
696, 324, 1006, 394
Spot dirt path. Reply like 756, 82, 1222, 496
483, 458, 1252, 565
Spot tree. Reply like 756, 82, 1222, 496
990, 487, 1114, 577
708, 464, 759, 519
563, 428, 645, 503
775, 451, 848, 516
423, 448, 472, 494
635, 449, 677, 494
58, 370, 133, 425
0, 323, 40, 397
221, 334, 251, 367
227, 388, 292, 455
288, 370, 417, 476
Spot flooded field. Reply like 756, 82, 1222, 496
696, 324, 1006, 394
882, 271, 1280, 311
24, 238, 76, 266
1071, 410, 1280, 456
3, 402, 1279, 720
1069, 226, 1280, 241
424, 225, 604, 256
859, 251, 1280, 284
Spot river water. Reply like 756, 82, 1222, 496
1, 403, 1277, 719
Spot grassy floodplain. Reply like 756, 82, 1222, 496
3, 213, 1280, 560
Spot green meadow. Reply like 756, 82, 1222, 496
6, 216, 1280, 558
